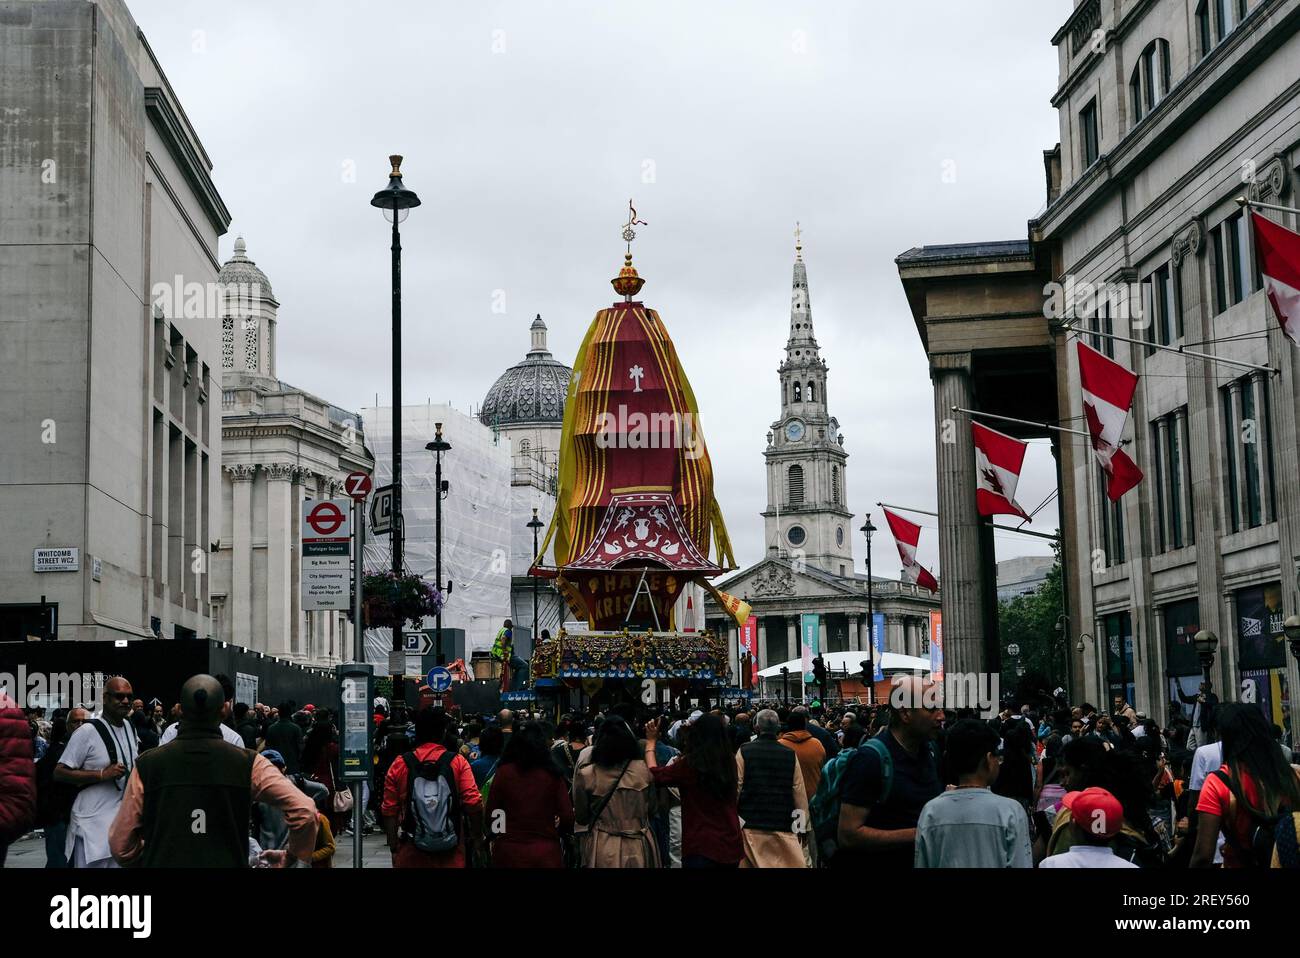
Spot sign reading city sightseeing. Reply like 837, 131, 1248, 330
300, 499, 352, 611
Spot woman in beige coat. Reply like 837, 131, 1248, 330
572, 718, 660, 868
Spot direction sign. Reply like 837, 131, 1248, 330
344, 471, 373, 501
301, 498, 352, 611
369, 484, 396, 536
427, 666, 453, 693
404, 632, 433, 655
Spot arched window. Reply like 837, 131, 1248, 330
807, 381, 816, 402
793, 382, 802, 402
519, 438, 531, 456
832, 465, 840, 505
788, 465, 804, 506
1130, 39, 1171, 124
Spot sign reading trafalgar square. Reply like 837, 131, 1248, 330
300, 499, 352, 611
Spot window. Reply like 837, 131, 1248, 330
1222, 373, 1276, 532
787, 525, 806, 547
788, 465, 805, 506
1211, 211, 1253, 313
243, 318, 258, 371
1140, 263, 1179, 352
807, 381, 816, 402
1129, 40, 1171, 124
1197, 1, 1213, 57
1088, 300, 1115, 358
793, 382, 802, 402
1104, 612, 1136, 706
221, 317, 234, 369
1150, 408, 1192, 552
832, 466, 841, 505
1080, 99, 1100, 168
1097, 466, 1125, 565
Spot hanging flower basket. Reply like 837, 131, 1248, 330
362, 571, 444, 629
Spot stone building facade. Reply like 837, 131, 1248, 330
211, 239, 373, 667
0, 0, 228, 643
898, 0, 1300, 736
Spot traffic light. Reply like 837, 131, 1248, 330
860, 660, 871, 684
812, 655, 826, 685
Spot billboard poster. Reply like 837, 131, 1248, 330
929, 610, 944, 685
801, 613, 819, 693
740, 616, 758, 689
1236, 584, 1290, 729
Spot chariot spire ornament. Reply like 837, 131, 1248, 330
612, 199, 648, 300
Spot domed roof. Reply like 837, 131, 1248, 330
218, 237, 277, 305
480, 315, 572, 428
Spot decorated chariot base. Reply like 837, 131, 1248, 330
530, 628, 728, 682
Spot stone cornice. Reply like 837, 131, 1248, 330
143, 88, 231, 234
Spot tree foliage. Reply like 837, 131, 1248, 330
998, 542, 1067, 703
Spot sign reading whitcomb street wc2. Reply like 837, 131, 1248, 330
301, 499, 352, 611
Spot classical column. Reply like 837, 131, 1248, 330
887, 614, 904, 656
727, 620, 740, 682
1227, 381, 1248, 527
848, 613, 860, 652
817, 617, 828, 660
265, 462, 295, 656
228, 465, 256, 647
1155, 416, 1172, 550
931, 352, 988, 677
1152, 604, 1168, 725
787, 616, 798, 663
1220, 590, 1238, 701
757, 617, 769, 671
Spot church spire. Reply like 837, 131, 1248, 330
787, 223, 819, 362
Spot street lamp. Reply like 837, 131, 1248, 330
860, 514, 877, 705
425, 424, 452, 666
1285, 615, 1300, 660
527, 507, 545, 657
780, 665, 790, 706
372, 155, 421, 711
1193, 629, 1219, 697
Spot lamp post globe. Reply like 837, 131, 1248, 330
372, 156, 420, 714
1284, 615, 1300, 660
1193, 629, 1219, 696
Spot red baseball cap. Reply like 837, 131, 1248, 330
304, 703, 316, 712
1063, 787, 1123, 838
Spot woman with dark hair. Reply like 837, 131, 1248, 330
572, 717, 659, 868
301, 712, 344, 834
644, 714, 742, 868
992, 720, 1036, 811
1191, 703, 1300, 868
486, 722, 574, 867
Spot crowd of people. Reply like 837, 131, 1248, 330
1, 672, 1297, 869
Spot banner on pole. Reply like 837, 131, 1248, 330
871, 613, 885, 681
800, 613, 819, 692
740, 616, 758, 689
929, 610, 944, 685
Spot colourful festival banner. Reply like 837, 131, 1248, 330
871, 613, 885, 681
929, 610, 944, 685
801, 613, 819, 694
740, 616, 758, 689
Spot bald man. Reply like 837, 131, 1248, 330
110, 674, 317, 868
54, 676, 138, 867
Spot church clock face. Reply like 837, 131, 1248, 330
785, 419, 806, 442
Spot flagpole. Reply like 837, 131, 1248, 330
877, 501, 1061, 542
1062, 323, 1279, 375
876, 502, 938, 518
950, 406, 1091, 438
1236, 195, 1300, 217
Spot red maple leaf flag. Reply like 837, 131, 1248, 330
1076, 341, 1144, 501
971, 421, 1032, 521
882, 508, 939, 593
1250, 210, 1300, 346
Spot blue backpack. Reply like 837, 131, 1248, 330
810, 736, 894, 857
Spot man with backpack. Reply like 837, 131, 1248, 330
382, 707, 483, 868
53, 676, 139, 868
830, 675, 944, 870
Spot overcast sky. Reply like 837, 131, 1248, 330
132, 0, 1071, 578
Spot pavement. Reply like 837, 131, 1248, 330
6, 828, 395, 868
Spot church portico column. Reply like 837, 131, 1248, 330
227, 464, 256, 647
757, 617, 769, 671
931, 352, 989, 678
787, 616, 798, 663
265, 462, 295, 657
849, 613, 861, 652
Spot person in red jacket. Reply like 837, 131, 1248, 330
0, 691, 37, 866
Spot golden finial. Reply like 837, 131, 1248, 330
388, 155, 404, 177
612, 199, 648, 300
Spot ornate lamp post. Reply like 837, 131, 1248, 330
1193, 629, 1219, 697
371, 156, 420, 710
527, 507, 545, 653
860, 514, 877, 705
425, 424, 452, 665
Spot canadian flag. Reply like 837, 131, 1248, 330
1077, 341, 1144, 500
971, 422, 1032, 521
1250, 210, 1300, 346
882, 508, 939, 593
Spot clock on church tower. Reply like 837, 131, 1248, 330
760, 230, 854, 578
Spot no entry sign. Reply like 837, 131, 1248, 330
301, 498, 352, 611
